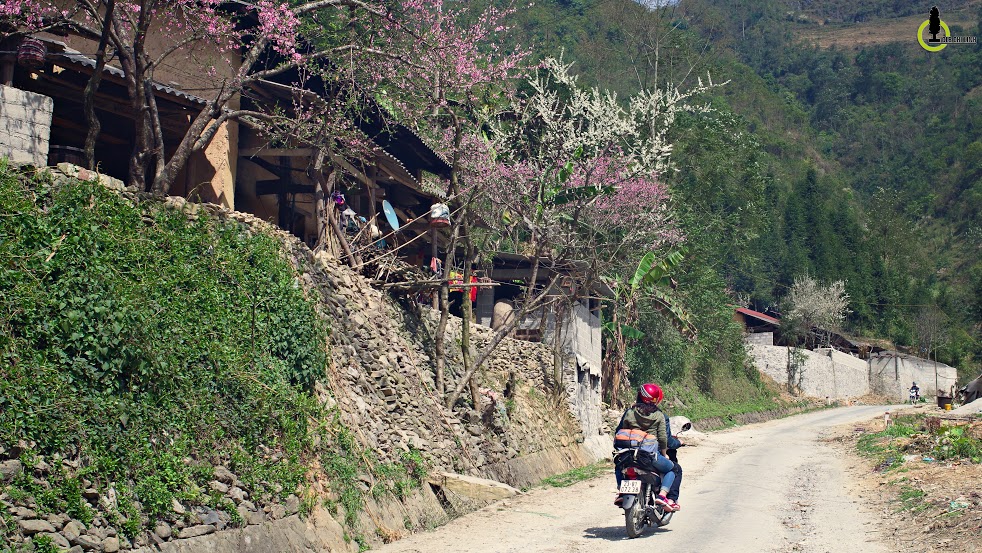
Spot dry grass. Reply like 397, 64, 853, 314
793, 4, 980, 50
833, 416, 982, 553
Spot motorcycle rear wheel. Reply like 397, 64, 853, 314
624, 487, 647, 538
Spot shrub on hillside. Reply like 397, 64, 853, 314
0, 164, 329, 541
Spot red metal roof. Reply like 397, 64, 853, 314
735, 307, 780, 325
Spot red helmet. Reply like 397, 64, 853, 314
637, 383, 663, 404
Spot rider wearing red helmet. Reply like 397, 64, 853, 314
614, 383, 680, 511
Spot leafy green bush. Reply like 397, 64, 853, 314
933, 426, 982, 463
0, 164, 328, 538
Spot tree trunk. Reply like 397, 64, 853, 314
82, 0, 115, 170
446, 254, 556, 408
151, 97, 220, 194
434, 223, 458, 398
552, 307, 563, 392
461, 225, 480, 408
602, 308, 626, 406
127, 0, 154, 191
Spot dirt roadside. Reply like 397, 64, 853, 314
827, 408, 982, 553
375, 405, 895, 553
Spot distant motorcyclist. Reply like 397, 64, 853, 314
613, 383, 679, 512
909, 382, 920, 403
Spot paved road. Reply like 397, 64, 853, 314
376, 405, 894, 553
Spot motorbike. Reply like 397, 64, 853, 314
909, 389, 920, 404
614, 448, 674, 538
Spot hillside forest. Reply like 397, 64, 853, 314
507, 0, 982, 394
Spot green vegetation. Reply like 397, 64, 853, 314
856, 415, 921, 470
0, 165, 425, 546
856, 414, 982, 472
506, 0, 982, 394
540, 461, 612, 488
0, 163, 325, 543
934, 425, 982, 463
897, 485, 930, 513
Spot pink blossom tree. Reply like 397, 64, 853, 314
337, 0, 529, 406
1, 0, 518, 195
471, 57, 720, 404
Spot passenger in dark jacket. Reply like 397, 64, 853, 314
665, 414, 683, 502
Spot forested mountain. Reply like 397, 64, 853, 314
507, 0, 982, 382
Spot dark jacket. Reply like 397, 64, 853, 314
665, 414, 682, 451
616, 403, 668, 451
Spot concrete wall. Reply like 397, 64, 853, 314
0, 85, 52, 166
746, 332, 774, 346
516, 299, 604, 440
869, 352, 959, 400
748, 344, 870, 399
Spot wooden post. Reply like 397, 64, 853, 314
314, 166, 360, 269
366, 162, 378, 239
314, 181, 326, 252
431, 227, 439, 309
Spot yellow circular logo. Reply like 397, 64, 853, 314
918, 19, 950, 52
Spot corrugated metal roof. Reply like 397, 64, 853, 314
38, 37, 206, 106
735, 307, 780, 325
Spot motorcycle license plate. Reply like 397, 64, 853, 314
619, 480, 641, 494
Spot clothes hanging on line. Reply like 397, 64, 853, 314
430, 257, 443, 278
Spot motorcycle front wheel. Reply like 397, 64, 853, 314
624, 486, 647, 538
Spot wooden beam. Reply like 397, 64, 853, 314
328, 151, 375, 190
240, 147, 314, 157
50, 116, 128, 145
489, 269, 555, 281
255, 182, 315, 196
32, 73, 192, 134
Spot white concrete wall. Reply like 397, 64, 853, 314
520, 300, 604, 439
521, 300, 601, 376
746, 332, 774, 346
749, 344, 870, 399
565, 302, 602, 377
869, 352, 959, 400
0, 86, 52, 167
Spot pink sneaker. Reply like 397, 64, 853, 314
654, 494, 675, 512
666, 498, 681, 511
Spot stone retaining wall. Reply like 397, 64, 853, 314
3, 165, 607, 552
160, 189, 609, 549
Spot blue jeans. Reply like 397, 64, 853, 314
616, 452, 676, 494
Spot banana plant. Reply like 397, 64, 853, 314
601, 248, 692, 406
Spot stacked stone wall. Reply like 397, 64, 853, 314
3, 165, 608, 553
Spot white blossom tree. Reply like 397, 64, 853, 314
441, 58, 720, 407
782, 275, 851, 349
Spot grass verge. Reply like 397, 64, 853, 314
540, 461, 612, 488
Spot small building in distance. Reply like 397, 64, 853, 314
733, 307, 780, 346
